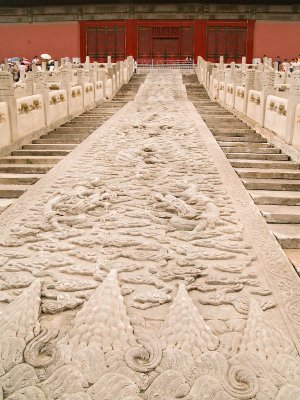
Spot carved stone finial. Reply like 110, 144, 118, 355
289, 70, 300, 96
0, 70, 15, 96
262, 69, 275, 89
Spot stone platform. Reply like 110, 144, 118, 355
0, 71, 299, 399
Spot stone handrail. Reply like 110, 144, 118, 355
197, 56, 300, 153
0, 56, 134, 156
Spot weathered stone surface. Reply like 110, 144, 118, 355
0, 71, 299, 398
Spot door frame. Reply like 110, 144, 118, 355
205, 20, 255, 63
80, 19, 255, 64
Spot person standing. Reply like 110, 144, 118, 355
290, 58, 298, 72
263, 54, 268, 64
31, 55, 39, 65
275, 56, 281, 71
281, 59, 289, 72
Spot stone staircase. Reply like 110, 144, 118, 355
0, 75, 146, 214
184, 74, 300, 276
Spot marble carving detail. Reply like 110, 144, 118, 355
0, 72, 299, 399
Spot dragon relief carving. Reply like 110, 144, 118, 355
0, 272, 298, 399
0, 72, 298, 399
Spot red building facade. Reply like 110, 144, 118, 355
80, 19, 255, 64
0, 3, 299, 64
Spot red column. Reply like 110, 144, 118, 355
195, 20, 207, 62
247, 20, 256, 64
126, 19, 137, 59
79, 21, 87, 62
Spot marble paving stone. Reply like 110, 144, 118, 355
0, 71, 299, 399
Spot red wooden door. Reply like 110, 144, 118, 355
86, 26, 125, 62
152, 38, 179, 61
137, 23, 194, 62
206, 25, 247, 63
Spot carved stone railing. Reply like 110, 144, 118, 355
197, 56, 300, 153
0, 56, 134, 156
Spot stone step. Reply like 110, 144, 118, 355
0, 164, 52, 174
216, 136, 267, 143
0, 173, 43, 185
271, 224, 300, 249
219, 142, 272, 148
209, 131, 257, 138
23, 144, 77, 150
53, 127, 94, 134
236, 168, 300, 179
205, 122, 248, 128
249, 190, 300, 206
223, 147, 281, 154
230, 160, 299, 169
196, 106, 223, 110
40, 134, 88, 141
72, 119, 105, 123
198, 110, 231, 115
12, 149, 71, 157
242, 178, 300, 191
284, 249, 300, 274
85, 109, 116, 112
33, 138, 83, 144
0, 184, 30, 198
63, 123, 100, 128
210, 126, 255, 133
0, 156, 63, 165
196, 106, 230, 111
203, 117, 241, 122
0, 198, 15, 213
75, 115, 105, 119
227, 153, 288, 160
196, 102, 232, 106
259, 204, 300, 223
206, 121, 251, 127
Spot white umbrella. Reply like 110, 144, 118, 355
41, 53, 51, 60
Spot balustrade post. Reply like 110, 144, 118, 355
14, 65, 27, 99
127, 56, 134, 79
90, 62, 97, 84
210, 68, 218, 100
60, 63, 73, 114
124, 59, 130, 83
98, 69, 107, 101
233, 68, 243, 109
0, 70, 18, 142
120, 61, 124, 85
107, 56, 112, 69
106, 63, 114, 99
206, 62, 213, 92
244, 69, 255, 115
241, 56, 247, 72
260, 68, 275, 126
219, 56, 224, 71
116, 61, 121, 88
25, 71, 34, 96
285, 71, 300, 144
112, 64, 117, 94
35, 69, 49, 127
254, 63, 264, 92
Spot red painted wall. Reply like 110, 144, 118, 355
2, 20, 299, 64
253, 21, 300, 61
0, 22, 80, 61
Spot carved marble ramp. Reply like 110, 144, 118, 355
0, 71, 299, 400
